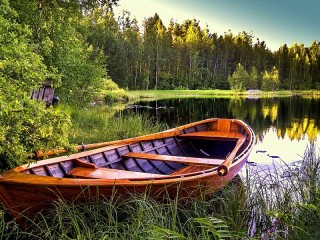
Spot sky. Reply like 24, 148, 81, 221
114, 0, 320, 51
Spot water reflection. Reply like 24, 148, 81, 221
122, 96, 320, 164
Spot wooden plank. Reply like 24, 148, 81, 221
217, 119, 231, 132
37, 88, 45, 101
42, 87, 55, 105
67, 167, 164, 179
74, 158, 97, 169
170, 166, 209, 175
179, 131, 244, 140
123, 152, 223, 167
46, 164, 64, 178
35, 130, 181, 158
31, 89, 39, 99
0, 185, 22, 224
176, 119, 216, 131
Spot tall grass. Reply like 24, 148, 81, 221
1, 104, 320, 239
1, 143, 319, 239
64, 105, 168, 144
244, 142, 320, 239
4, 188, 241, 240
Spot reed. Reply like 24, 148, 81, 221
1, 141, 319, 239
10, 190, 237, 240
65, 105, 168, 144
244, 142, 320, 239
0, 108, 319, 238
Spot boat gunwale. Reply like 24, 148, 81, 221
0, 118, 255, 186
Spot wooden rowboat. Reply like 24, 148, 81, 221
0, 118, 255, 222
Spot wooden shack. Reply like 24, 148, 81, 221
31, 81, 56, 106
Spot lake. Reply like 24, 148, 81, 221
123, 96, 320, 172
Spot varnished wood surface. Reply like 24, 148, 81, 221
179, 131, 244, 140
0, 118, 256, 224
74, 159, 97, 168
123, 152, 223, 166
217, 137, 246, 176
68, 167, 164, 179
35, 129, 182, 158
217, 118, 231, 132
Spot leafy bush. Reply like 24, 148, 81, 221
0, 0, 71, 167
101, 77, 120, 91
103, 89, 128, 104
98, 78, 128, 104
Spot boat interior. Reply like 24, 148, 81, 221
22, 120, 249, 180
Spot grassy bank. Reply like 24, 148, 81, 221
127, 89, 320, 101
1, 143, 319, 239
127, 90, 248, 101
1, 190, 241, 239
1, 106, 319, 239
58, 104, 168, 145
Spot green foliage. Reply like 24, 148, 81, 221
9, 192, 238, 239
101, 78, 120, 91
8, 0, 319, 106
103, 90, 128, 104
0, 209, 20, 239
193, 217, 233, 239
0, 0, 71, 167
83, 7, 128, 88
44, 12, 107, 105
261, 66, 280, 91
0, 1, 58, 91
248, 66, 259, 89
69, 108, 167, 144
0, 97, 71, 168
228, 63, 249, 90
98, 78, 128, 104
53, 31, 107, 104
11, 0, 110, 105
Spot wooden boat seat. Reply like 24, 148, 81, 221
123, 152, 224, 166
67, 167, 164, 180
179, 131, 244, 141
74, 158, 97, 168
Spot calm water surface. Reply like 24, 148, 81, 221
123, 96, 320, 168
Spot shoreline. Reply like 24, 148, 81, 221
127, 89, 320, 101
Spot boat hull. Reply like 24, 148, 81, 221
0, 118, 255, 223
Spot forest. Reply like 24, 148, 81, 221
2, 2, 320, 238
4, 0, 320, 101
1, 0, 320, 165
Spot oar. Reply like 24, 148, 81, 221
33, 130, 181, 158
217, 137, 246, 176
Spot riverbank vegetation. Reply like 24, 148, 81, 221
4, 0, 320, 102
1, 0, 320, 164
127, 89, 320, 101
67, 107, 168, 144
1, 0, 320, 238
1, 143, 319, 239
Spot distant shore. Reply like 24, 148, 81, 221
127, 89, 320, 101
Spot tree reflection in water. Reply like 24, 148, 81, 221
123, 96, 320, 165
